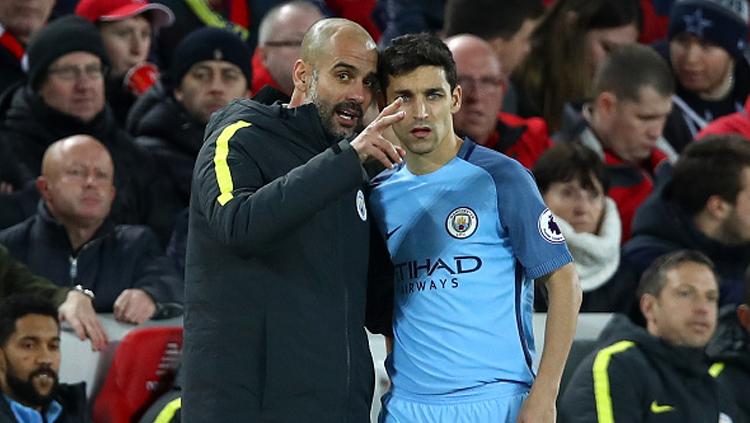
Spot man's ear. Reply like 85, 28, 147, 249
451, 85, 462, 114
36, 176, 50, 203
640, 293, 657, 323
705, 194, 732, 220
292, 59, 311, 92
595, 92, 617, 117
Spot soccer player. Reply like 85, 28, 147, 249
367, 33, 582, 423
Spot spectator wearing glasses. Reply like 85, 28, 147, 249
0, 16, 174, 243
251, 1, 323, 99
446, 34, 551, 169
127, 27, 251, 217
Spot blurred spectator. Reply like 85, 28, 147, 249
0, 0, 55, 95
0, 135, 182, 324
446, 34, 551, 169
443, 0, 545, 113
251, 1, 323, 96
0, 16, 176, 243
707, 266, 750, 422
76, 0, 175, 126
533, 143, 634, 312
152, 0, 279, 67
378, 0, 443, 46
0, 295, 89, 422
624, 135, 750, 307
659, 0, 750, 153
559, 251, 742, 422
514, 0, 640, 131
698, 94, 750, 139
0, 244, 107, 349
128, 27, 251, 213
638, 0, 674, 44
557, 44, 676, 241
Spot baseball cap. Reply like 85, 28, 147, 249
76, 0, 175, 29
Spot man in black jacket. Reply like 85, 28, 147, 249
0, 16, 176, 243
183, 17, 405, 422
128, 27, 252, 214
559, 250, 742, 422
0, 135, 182, 324
707, 269, 750, 421
623, 135, 750, 307
0, 294, 90, 423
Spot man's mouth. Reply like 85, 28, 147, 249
410, 126, 432, 138
334, 105, 362, 127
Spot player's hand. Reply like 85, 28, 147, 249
517, 388, 556, 423
114, 289, 157, 325
350, 98, 406, 169
58, 291, 108, 351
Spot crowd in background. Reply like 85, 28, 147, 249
0, 0, 749, 421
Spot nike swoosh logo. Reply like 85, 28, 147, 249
385, 225, 402, 240
650, 401, 675, 414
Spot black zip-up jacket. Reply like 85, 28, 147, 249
0, 204, 183, 313
559, 315, 742, 422
127, 83, 206, 214
707, 306, 750, 422
0, 382, 90, 423
182, 98, 373, 422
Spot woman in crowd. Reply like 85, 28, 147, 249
515, 0, 640, 131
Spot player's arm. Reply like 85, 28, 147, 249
518, 262, 581, 422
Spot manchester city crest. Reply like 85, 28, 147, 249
356, 190, 367, 221
446, 207, 478, 239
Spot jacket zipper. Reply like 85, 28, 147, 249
341, 202, 351, 422
69, 256, 78, 283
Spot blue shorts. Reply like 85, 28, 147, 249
379, 388, 528, 423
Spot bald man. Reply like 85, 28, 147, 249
184, 18, 405, 422
447, 34, 552, 169
0, 135, 182, 325
253, 1, 324, 96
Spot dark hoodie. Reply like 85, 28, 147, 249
707, 305, 750, 422
127, 83, 205, 213
0, 86, 177, 244
623, 172, 750, 306
183, 98, 373, 422
559, 314, 742, 422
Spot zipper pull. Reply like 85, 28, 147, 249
69, 256, 78, 283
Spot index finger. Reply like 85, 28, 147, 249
373, 97, 403, 121
85, 317, 108, 351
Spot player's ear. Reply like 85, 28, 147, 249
451, 84, 462, 113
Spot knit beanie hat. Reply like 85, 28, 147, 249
26, 15, 109, 89
668, 0, 749, 58
167, 27, 252, 88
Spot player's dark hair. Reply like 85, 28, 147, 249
378, 33, 457, 93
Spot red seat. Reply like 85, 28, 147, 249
93, 327, 182, 423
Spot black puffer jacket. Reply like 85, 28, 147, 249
183, 98, 373, 423
0, 86, 178, 243
128, 83, 205, 212
707, 306, 750, 422
559, 315, 742, 422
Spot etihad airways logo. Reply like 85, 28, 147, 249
394, 255, 483, 296
393, 255, 483, 281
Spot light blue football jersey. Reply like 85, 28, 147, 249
368, 139, 573, 400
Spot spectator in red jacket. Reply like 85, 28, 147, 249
446, 34, 551, 169
558, 44, 676, 241
698, 95, 750, 140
